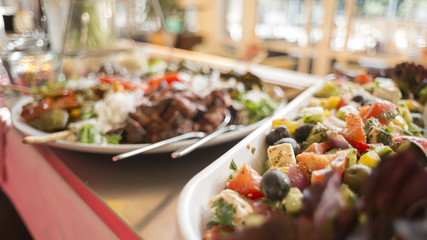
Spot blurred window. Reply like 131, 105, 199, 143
225, 0, 243, 42
331, 0, 427, 56
255, 0, 324, 46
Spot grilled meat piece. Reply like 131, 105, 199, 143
124, 86, 230, 143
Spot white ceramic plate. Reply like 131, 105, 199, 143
11, 96, 279, 154
176, 78, 325, 240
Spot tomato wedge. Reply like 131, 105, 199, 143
336, 93, 352, 109
99, 76, 143, 91
310, 150, 348, 184
393, 136, 427, 150
227, 163, 263, 200
329, 150, 349, 176
362, 99, 397, 124
304, 141, 332, 154
354, 73, 373, 85
146, 72, 188, 92
343, 113, 366, 143
297, 152, 336, 179
311, 168, 332, 184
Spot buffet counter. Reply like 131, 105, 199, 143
0, 46, 322, 239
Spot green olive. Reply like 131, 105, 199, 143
343, 164, 372, 194
29, 109, 69, 132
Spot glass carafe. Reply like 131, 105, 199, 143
61, 0, 135, 77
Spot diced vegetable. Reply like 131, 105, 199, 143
362, 99, 397, 124
287, 165, 309, 191
354, 73, 373, 85
228, 163, 264, 200
314, 82, 340, 98
344, 137, 370, 154
272, 118, 300, 134
326, 130, 350, 149
336, 105, 359, 120
347, 148, 358, 168
302, 106, 325, 124
303, 122, 328, 147
304, 141, 332, 154
282, 187, 303, 216
359, 150, 381, 168
297, 152, 335, 179
343, 113, 366, 143
393, 135, 427, 150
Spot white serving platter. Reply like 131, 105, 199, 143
176, 76, 326, 239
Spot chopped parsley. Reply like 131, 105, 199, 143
365, 117, 380, 142
376, 127, 396, 147
377, 110, 397, 122
229, 160, 238, 171
207, 198, 236, 229
407, 123, 424, 137
77, 125, 122, 144
235, 92, 278, 124
80, 109, 97, 120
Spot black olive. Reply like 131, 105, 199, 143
260, 169, 291, 200
266, 126, 291, 145
274, 137, 300, 155
411, 113, 425, 128
294, 123, 315, 143
352, 93, 366, 105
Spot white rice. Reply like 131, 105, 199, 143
92, 91, 139, 133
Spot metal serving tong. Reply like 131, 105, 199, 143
171, 123, 241, 159
171, 110, 242, 159
112, 109, 231, 161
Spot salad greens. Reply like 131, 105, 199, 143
77, 125, 121, 144
235, 92, 278, 124
208, 198, 236, 229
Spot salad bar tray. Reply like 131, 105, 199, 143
177, 76, 325, 238
177, 62, 427, 240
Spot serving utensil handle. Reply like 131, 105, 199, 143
171, 126, 232, 159
112, 131, 206, 161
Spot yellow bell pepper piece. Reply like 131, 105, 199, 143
392, 115, 406, 128
359, 150, 380, 168
322, 96, 340, 110
272, 118, 300, 134
70, 108, 80, 119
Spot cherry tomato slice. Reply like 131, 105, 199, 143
227, 163, 263, 200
